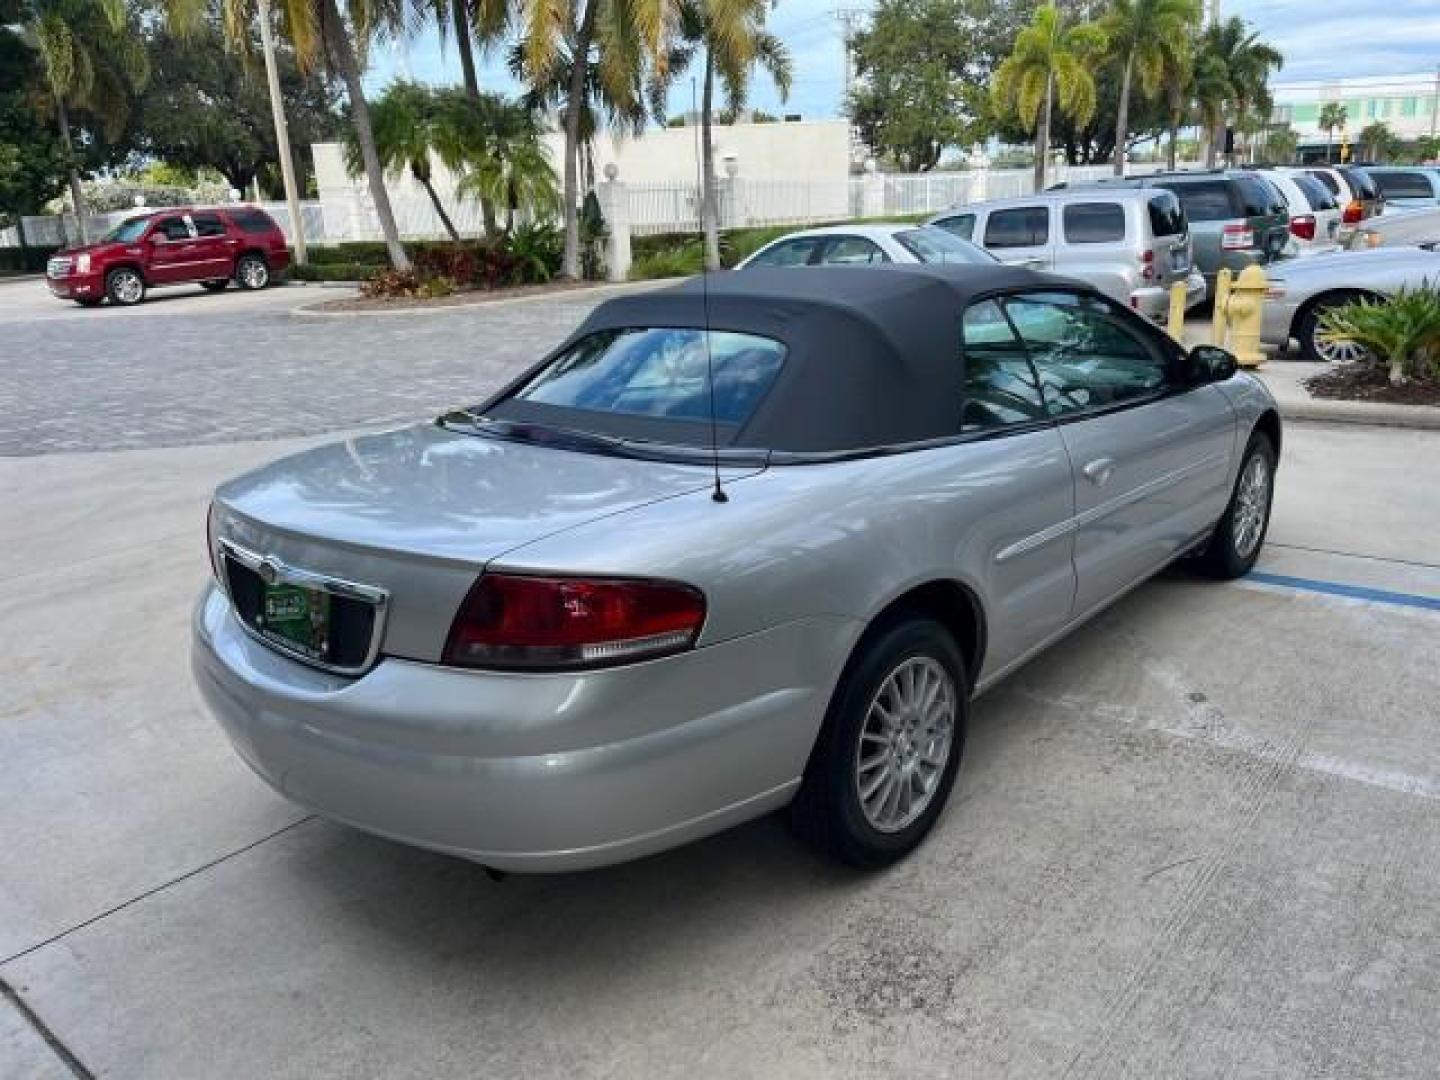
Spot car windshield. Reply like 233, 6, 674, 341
486, 328, 787, 444
893, 227, 997, 264
102, 217, 151, 243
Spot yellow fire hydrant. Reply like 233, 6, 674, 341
1224, 264, 1268, 369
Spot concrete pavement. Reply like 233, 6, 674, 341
2, 421, 1439, 1078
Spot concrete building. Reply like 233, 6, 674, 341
1270, 73, 1440, 160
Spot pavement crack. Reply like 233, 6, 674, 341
0, 815, 315, 969
1, 974, 95, 1079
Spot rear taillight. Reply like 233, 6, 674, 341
1342, 200, 1363, 225
1221, 224, 1255, 250
1290, 215, 1316, 241
1139, 248, 1155, 280
442, 574, 707, 670
206, 502, 220, 580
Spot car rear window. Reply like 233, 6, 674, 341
984, 206, 1049, 247
1062, 202, 1126, 243
1156, 180, 1235, 222
1146, 193, 1186, 237
505, 328, 786, 427
1291, 173, 1337, 211
1235, 176, 1286, 217
1372, 171, 1434, 199
228, 208, 279, 234
1307, 170, 1342, 195
1339, 167, 1379, 200
893, 227, 996, 264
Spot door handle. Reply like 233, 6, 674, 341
1082, 457, 1115, 486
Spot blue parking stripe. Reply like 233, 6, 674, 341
1246, 572, 1440, 612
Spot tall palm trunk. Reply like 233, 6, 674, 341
701, 49, 721, 272
1112, 51, 1133, 176
561, 0, 599, 280
1033, 69, 1054, 193
452, 0, 480, 97
1167, 111, 1180, 171
55, 96, 87, 245
321, 0, 410, 271
416, 169, 462, 242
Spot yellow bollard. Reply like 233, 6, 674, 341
1211, 267, 1233, 348
1167, 280, 1188, 343
1226, 264, 1268, 369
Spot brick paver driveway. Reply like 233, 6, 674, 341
0, 279, 643, 456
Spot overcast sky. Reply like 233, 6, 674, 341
368, 0, 1440, 119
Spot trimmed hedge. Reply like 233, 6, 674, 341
284, 261, 378, 283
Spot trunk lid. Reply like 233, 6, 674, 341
213, 423, 760, 665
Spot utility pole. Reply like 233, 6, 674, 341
832, 9, 866, 163
1431, 65, 1440, 140
257, 0, 308, 264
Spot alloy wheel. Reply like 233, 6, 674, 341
854, 656, 956, 833
1311, 316, 1371, 364
110, 270, 143, 304
239, 258, 268, 289
1232, 452, 1271, 559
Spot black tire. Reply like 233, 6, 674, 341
104, 267, 146, 306
234, 254, 270, 290
1198, 432, 1276, 579
789, 617, 967, 869
1296, 295, 1373, 364
73, 298, 103, 308
201, 279, 229, 292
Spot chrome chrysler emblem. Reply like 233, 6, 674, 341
258, 556, 283, 585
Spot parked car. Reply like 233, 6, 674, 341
1255, 168, 1344, 254
926, 188, 1206, 321
1261, 246, 1440, 361
44, 206, 290, 307
194, 265, 1280, 873
1348, 206, 1440, 249
1078, 170, 1294, 289
1303, 165, 1385, 226
736, 223, 997, 268
1364, 166, 1440, 211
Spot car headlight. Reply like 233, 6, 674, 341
76, 253, 91, 274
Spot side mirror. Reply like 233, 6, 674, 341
1188, 344, 1238, 383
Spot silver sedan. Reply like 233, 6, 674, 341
193, 265, 1281, 873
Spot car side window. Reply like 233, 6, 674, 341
1236, 177, 1286, 217
1063, 202, 1127, 244
1159, 181, 1235, 222
153, 217, 191, 242
192, 213, 228, 238
933, 214, 975, 241
816, 236, 889, 265
984, 207, 1049, 248
959, 300, 1047, 432
1002, 292, 1169, 417
1307, 170, 1341, 196
746, 237, 821, 267
1373, 171, 1434, 199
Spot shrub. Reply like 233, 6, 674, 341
630, 241, 705, 279
1318, 286, 1440, 383
508, 219, 562, 283
284, 261, 377, 283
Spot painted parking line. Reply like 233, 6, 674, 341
1245, 571, 1440, 613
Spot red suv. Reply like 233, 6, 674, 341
45, 206, 292, 307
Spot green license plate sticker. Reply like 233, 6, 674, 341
259, 583, 330, 660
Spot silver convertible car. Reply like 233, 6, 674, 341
194, 266, 1281, 872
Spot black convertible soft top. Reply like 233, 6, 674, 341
487, 264, 1071, 454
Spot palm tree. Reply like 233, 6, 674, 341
1319, 102, 1347, 164
1197, 17, 1281, 165
16, 0, 149, 243
515, 0, 678, 279
1158, 29, 1199, 171
346, 80, 464, 241
449, 95, 560, 233
166, 0, 415, 270
993, 3, 1103, 193
656, 0, 792, 271
1359, 120, 1398, 163
1097, 0, 1200, 176
427, 0, 507, 98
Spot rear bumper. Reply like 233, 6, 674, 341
268, 248, 292, 273
46, 272, 103, 300
1130, 271, 1207, 319
192, 583, 855, 871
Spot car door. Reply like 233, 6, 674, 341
190, 212, 238, 279
955, 299, 1077, 674
145, 215, 203, 284
814, 235, 891, 265
1002, 289, 1236, 617
982, 204, 1054, 270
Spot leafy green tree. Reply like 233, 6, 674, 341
1265, 123, 1298, 164
14, 0, 149, 241
1196, 17, 1282, 165
992, 3, 1102, 191
137, 18, 344, 196
446, 92, 560, 234
0, 22, 68, 234
1319, 102, 1347, 164
1358, 120, 1400, 163
426, 0, 508, 98
658, 0, 792, 270
849, 0, 1024, 172
514, 0, 677, 279
1411, 135, 1440, 164
1096, 0, 1200, 175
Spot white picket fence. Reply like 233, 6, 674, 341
1, 163, 1192, 249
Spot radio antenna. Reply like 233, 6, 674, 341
694, 76, 727, 503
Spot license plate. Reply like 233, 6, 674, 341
258, 583, 330, 661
